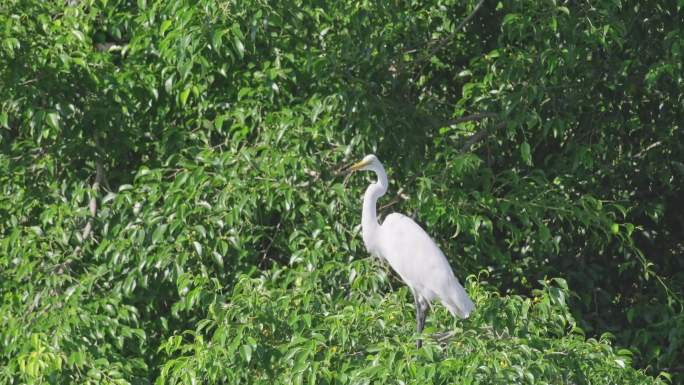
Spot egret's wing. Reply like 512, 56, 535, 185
378, 213, 449, 289
378, 213, 475, 318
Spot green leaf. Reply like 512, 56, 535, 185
164, 75, 174, 93
241, 344, 252, 363
211, 251, 224, 268
193, 241, 202, 256
625, 223, 635, 237
46, 112, 60, 130
71, 30, 85, 43
549, 287, 565, 306
214, 115, 225, 130
292, 350, 308, 373
180, 88, 191, 106
212, 30, 223, 49
486, 49, 500, 59
233, 37, 245, 59
552, 278, 568, 291
502, 13, 521, 26
160, 20, 172, 35
611, 223, 620, 234
520, 142, 532, 166
152, 224, 167, 243
657, 372, 672, 382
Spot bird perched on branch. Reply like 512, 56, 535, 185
348, 154, 474, 348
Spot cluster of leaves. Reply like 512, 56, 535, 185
158, 275, 650, 384
1, 0, 681, 383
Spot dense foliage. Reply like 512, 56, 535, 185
1, 0, 681, 383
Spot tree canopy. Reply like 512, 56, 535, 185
1, 0, 682, 384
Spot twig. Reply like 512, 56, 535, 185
434, 113, 500, 154
377, 114, 500, 215
81, 160, 104, 240
22, 291, 44, 320
432, 331, 457, 343
403, 0, 486, 57
19, 78, 38, 86
460, 121, 505, 153
52, 259, 73, 275
634, 140, 662, 158
74, 159, 106, 257
442, 112, 498, 127
332, 160, 355, 177
378, 196, 403, 212
459, 129, 489, 153
453, 0, 486, 35
261, 220, 283, 265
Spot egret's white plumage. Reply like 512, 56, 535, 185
349, 154, 474, 347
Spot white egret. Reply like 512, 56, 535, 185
348, 154, 474, 348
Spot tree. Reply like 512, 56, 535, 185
1, 0, 680, 383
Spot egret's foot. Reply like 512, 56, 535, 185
432, 331, 457, 344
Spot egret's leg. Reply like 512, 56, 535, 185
415, 296, 428, 348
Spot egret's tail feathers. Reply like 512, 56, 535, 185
442, 282, 475, 319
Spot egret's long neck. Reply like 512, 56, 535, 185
362, 165, 388, 245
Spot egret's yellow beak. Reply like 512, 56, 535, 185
348, 158, 371, 172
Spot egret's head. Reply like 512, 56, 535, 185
348, 154, 380, 172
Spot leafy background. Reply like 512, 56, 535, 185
1, 0, 682, 384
